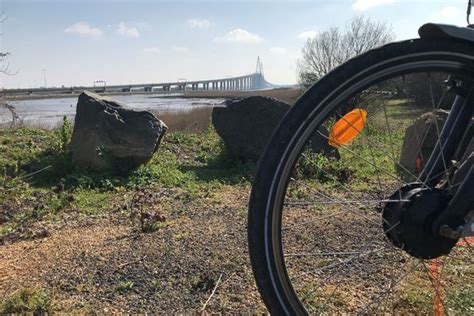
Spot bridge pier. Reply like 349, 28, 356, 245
9, 62, 270, 96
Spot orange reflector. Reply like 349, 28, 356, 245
329, 108, 367, 147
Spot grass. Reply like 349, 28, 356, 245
1, 100, 415, 241
1, 287, 53, 314
446, 286, 474, 313
115, 280, 135, 293
1, 99, 472, 313
0, 121, 254, 243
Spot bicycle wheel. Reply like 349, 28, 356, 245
248, 37, 474, 314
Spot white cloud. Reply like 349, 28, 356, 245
297, 30, 319, 40
117, 22, 139, 38
172, 46, 189, 53
64, 22, 102, 38
215, 29, 264, 44
352, 0, 394, 11
439, 6, 461, 19
269, 47, 287, 55
187, 18, 212, 29
431, 5, 463, 25
143, 47, 160, 54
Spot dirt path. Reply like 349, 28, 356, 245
0, 185, 266, 313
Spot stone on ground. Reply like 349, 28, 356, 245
71, 91, 167, 172
212, 96, 339, 161
398, 110, 449, 178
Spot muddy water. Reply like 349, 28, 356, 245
0, 94, 227, 132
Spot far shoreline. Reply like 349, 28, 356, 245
3, 87, 304, 105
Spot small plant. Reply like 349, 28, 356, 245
295, 149, 353, 183
115, 280, 134, 293
190, 274, 215, 293
55, 115, 72, 152
130, 189, 166, 232
1, 288, 53, 314
446, 286, 474, 313
149, 279, 161, 291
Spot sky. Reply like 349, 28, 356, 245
0, 0, 468, 89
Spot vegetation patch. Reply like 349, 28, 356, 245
1, 287, 53, 314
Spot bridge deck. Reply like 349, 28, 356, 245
2, 72, 271, 95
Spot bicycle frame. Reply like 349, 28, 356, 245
415, 23, 474, 239
416, 76, 474, 238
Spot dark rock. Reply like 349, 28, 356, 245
71, 91, 167, 172
398, 110, 449, 179
398, 110, 474, 181
212, 96, 339, 161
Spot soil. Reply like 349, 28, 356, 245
0, 184, 268, 313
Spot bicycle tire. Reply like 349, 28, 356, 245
248, 38, 474, 314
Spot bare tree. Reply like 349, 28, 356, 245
0, 11, 15, 75
0, 11, 22, 128
298, 16, 394, 88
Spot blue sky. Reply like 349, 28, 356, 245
0, 0, 467, 89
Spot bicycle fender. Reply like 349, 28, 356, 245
419, 23, 474, 43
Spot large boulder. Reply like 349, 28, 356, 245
71, 91, 167, 172
398, 110, 474, 180
398, 110, 449, 179
212, 96, 339, 161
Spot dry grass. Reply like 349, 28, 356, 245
153, 107, 213, 133
0, 185, 266, 313
181, 87, 304, 105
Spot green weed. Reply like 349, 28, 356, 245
115, 280, 135, 293
1, 287, 53, 314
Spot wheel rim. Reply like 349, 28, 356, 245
265, 57, 474, 313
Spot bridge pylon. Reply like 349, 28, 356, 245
255, 56, 264, 76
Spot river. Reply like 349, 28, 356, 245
0, 94, 226, 129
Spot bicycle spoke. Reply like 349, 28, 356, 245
270, 69, 471, 313
362, 260, 423, 313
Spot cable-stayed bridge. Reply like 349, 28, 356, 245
2, 57, 274, 96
